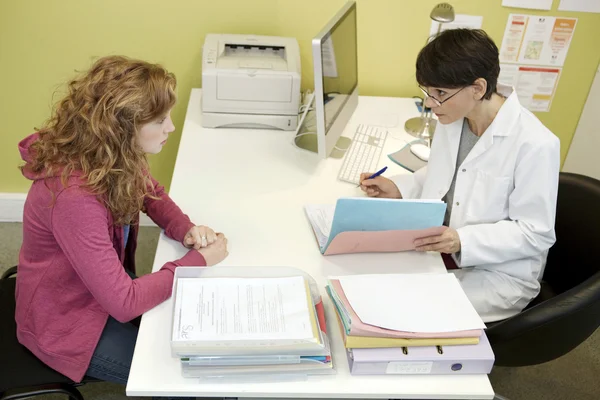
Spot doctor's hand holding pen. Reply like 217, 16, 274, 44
359, 167, 461, 255
359, 167, 402, 199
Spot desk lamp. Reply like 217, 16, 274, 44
404, 3, 455, 146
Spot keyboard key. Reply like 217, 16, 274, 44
337, 125, 388, 184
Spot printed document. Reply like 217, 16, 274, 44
499, 14, 577, 67
173, 276, 314, 342
304, 204, 335, 248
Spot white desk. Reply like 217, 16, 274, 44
127, 89, 494, 399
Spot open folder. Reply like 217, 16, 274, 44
305, 197, 447, 255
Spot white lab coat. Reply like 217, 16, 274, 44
393, 85, 560, 322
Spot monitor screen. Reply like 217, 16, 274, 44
294, 1, 359, 158
320, 5, 358, 134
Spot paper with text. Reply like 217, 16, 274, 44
173, 277, 314, 342
499, 64, 561, 112
338, 274, 486, 333
304, 204, 335, 249
500, 14, 577, 67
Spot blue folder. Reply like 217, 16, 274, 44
321, 197, 447, 255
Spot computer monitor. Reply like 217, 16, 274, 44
294, 1, 358, 159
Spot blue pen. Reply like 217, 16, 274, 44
357, 166, 388, 187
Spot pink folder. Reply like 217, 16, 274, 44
324, 227, 447, 255
329, 279, 482, 339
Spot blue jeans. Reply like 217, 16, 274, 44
85, 316, 138, 384
86, 268, 138, 383
86, 316, 193, 400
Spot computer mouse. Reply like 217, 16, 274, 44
410, 143, 430, 162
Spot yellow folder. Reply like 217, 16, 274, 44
335, 313, 479, 349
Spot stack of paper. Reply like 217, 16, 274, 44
172, 276, 333, 379
326, 274, 493, 375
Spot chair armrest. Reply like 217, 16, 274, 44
486, 271, 600, 366
1, 266, 17, 280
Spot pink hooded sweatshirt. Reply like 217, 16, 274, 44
15, 133, 206, 382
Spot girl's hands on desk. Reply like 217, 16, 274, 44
184, 225, 217, 249
197, 233, 229, 266
359, 173, 402, 199
414, 228, 461, 254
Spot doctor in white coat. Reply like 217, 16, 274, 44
360, 29, 560, 322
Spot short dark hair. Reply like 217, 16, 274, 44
416, 29, 500, 100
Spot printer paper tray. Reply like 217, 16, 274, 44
202, 111, 297, 131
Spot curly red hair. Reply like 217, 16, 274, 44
23, 55, 177, 224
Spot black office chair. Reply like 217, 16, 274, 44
486, 172, 600, 368
0, 266, 99, 400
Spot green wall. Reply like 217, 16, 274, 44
1, 0, 598, 193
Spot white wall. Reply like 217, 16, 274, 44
563, 66, 600, 179
0, 193, 156, 226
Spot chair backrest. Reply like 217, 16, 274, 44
0, 274, 76, 391
544, 172, 600, 293
486, 172, 600, 367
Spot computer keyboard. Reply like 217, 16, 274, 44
337, 124, 388, 184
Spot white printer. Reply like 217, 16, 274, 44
201, 34, 301, 130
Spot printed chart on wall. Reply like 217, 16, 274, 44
499, 64, 561, 112
499, 14, 576, 112
500, 14, 577, 67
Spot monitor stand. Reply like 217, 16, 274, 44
294, 133, 318, 154
294, 132, 350, 159
330, 136, 351, 159
293, 93, 351, 159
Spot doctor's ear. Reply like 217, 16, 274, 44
472, 78, 488, 101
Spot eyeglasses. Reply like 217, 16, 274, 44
419, 85, 468, 107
